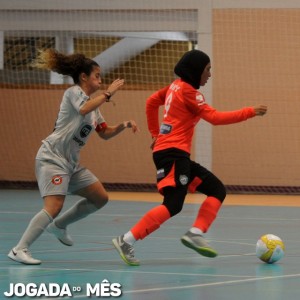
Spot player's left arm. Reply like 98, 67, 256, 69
199, 104, 267, 125
96, 120, 139, 140
183, 86, 268, 124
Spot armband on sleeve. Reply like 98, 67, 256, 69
95, 122, 108, 132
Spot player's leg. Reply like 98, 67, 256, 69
181, 162, 226, 257
8, 195, 65, 265
112, 152, 189, 266
47, 167, 107, 245
112, 201, 171, 266
192, 176, 225, 233
53, 180, 107, 228
127, 158, 189, 240
8, 159, 68, 265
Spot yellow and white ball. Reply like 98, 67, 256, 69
256, 234, 285, 264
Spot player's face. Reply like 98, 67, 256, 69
200, 63, 211, 86
87, 66, 102, 93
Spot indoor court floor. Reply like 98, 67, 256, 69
1, 189, 300, 300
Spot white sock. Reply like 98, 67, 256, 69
55, 198, 99, 228
123, 231, 136, 246
189, 227, 204, 235
16, 209, 53, 250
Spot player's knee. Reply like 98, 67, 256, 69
197, 177, 226, 203
203, 181, 226, 202
43, 197, 64, 218
162, 186, 187, 217
211, 182, 226, 202
93, 195, 108, 209
163, 202, 183, 217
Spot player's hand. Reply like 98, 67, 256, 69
254, 105, 267, 116
124, 120, 139, 133
106, 78, 125, 96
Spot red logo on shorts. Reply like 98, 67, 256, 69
51, 176, 63, 185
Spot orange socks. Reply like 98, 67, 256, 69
131, 205, 171, 240
193, 197, 222, 233
129, 197, 221, 240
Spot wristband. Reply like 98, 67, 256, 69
104, 91, 112, 102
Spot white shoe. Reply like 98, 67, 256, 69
112, 235, 140, 266
47, 222, 73, 246
181, 231, 218, 258
8, 247, 41, 265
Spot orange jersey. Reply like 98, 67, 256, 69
146, 79, 256, 154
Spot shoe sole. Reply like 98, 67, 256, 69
57, 238, 73, 247
181, 237, 218, 258
112, 238, 140, 266
8, 252, 41, 265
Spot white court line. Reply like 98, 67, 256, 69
122, 273, 300, 294
29, 272, 300, 300
0, 251, 255, 270
0, 266, 259, 279
1, 210, 300, 221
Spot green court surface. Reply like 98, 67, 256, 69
0, 190, 299, 300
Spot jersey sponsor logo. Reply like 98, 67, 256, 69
160, 123, 172, 134
73, 136, 85, 146
80, 125, 92, 138
179, 175, 188, 186
157, 168, 165, 179
52, 175, 63, 185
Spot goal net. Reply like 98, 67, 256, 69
0, 2, 195, 191
1, 1, 300, 194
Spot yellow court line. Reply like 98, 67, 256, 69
108, 192, 300, 207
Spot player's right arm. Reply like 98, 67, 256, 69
79, 79, 124, 116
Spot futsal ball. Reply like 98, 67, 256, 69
256, 234, 285, 264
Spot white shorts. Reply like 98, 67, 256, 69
35, 159, 98, 197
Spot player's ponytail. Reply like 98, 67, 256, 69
31, 49, 99, 84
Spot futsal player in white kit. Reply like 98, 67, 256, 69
8, 49, 138, 265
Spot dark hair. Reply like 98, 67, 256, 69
31, 49, 99, 84
174, 50, 210, 89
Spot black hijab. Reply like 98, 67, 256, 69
174, 49, 210, 89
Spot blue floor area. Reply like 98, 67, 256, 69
0, 190, 299, 299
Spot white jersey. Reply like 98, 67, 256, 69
36, 85, 105, 171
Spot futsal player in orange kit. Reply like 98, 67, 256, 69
113, 49, 267, 266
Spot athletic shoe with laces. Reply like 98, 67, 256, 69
8, 247, 41, 265
112, 235, 140, 266
181, 231, 218, 258
46, 222, 73, 246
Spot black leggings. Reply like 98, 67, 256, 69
162, 175, 226, 217
154, 148, 226, 217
